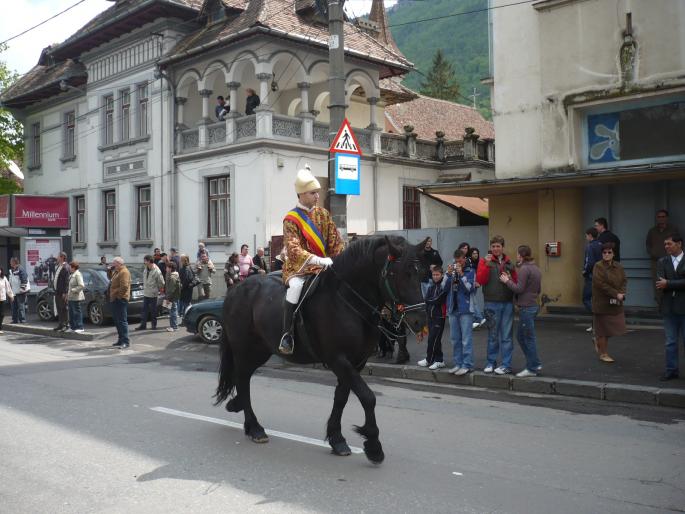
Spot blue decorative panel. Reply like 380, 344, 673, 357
588, 112, 620, 163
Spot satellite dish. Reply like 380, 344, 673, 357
8, 161, 24, 180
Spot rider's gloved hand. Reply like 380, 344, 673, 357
310, 256, 333, 268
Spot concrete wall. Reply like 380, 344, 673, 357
488, 188, 583, 307
492, 0, 685, 177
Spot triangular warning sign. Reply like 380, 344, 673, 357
330, 118, 363, 155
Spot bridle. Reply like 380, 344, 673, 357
330, 253, 425, 339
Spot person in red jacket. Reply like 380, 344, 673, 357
476, 236, 517, 375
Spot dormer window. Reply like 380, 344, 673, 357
208, 2, 225, 23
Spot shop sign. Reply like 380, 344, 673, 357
13, 195, 70, 229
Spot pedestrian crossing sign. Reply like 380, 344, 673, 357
330, 118, 362, 155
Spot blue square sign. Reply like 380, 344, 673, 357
334, 153, 360, 195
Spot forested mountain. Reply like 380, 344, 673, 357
387, 0, 491, 118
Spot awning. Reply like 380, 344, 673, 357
418, 162, 685, 197
423, 193, 489, 218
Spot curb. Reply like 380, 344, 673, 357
362, 363, 685, 409
270, 360, 685, 409
3, 324, 116, 342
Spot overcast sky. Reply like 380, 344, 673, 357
0, 0, 398, 75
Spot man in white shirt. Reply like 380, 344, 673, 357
656, 234, 685, 381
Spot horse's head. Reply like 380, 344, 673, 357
377, 236, 429, 333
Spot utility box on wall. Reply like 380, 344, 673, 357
545, 241, 561, 257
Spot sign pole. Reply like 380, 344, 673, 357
327, 0, 347, 237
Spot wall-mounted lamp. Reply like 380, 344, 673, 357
271, 74, 279, 92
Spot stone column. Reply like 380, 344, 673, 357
297, 82, 311, 114
462, 127, 479, 160
227, 81, 241, 115
198, 89, 213, 147
404, 125, 417, 158
256, 73, 271, 107
297, 82, 313, 144
366, 96, 379, 130
175, 96, 187, 150
112, 89, 121, 144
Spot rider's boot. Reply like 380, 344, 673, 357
278, 300, 296, 355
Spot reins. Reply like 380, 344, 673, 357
327, 254, 424, 340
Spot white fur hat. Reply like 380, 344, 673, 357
294, 164, 321, 194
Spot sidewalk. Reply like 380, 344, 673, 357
357, 314, 685, 408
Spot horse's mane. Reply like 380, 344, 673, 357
332, 235, 407, 276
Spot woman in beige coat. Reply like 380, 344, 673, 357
591, 243, 627, 363
0, 267, 14, 333
67, 260, 85, 333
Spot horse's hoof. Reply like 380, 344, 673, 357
363, 440, 384, 464
330, 440, 352, 456
250, 433, 269, 444
226, 397, 242, 413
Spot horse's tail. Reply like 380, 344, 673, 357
213, 328, 235, 406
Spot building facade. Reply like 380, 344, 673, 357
424, 0, 685, 309
1, 0, 494, 277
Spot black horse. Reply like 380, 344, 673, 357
214, 236, 428, 464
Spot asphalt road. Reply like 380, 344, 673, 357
1, 332, 684, 514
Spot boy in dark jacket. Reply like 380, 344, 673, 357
418, 266, 448, 370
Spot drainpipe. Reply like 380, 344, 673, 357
372, 155, 380, 233
154, 62, 177, 250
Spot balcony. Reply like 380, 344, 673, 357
176, 113, 493, 166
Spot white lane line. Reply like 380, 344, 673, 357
151, 406, 364, 454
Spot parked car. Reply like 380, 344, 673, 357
183, 298, 225, 344
36, 266, 154, 325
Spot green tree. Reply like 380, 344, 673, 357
419, 49, 460, 102
0, 43, 23, 170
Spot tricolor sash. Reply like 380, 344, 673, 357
284, 207, 327, 257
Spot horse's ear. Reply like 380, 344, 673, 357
416, 237, 430, 253
385, 236, 403, 259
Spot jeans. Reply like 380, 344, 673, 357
11, 293, 27, 323
168, 301, 178, 329
111, 299, 129, 345
517, 305, 541, 372
425, 316, 445, 364
472, 287, 485, 323
198, 283, 211, 300
178, 299, 190, 319
68, 300, 83, 330
449, 312, 474, 369
140, 296, 158, 328
484, 301, 514, 369
582, 275, 593, 314
663, 314, 685, 374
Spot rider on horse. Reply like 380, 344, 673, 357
278, 165, 345, 355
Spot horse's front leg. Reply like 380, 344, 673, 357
330, 356, 384, 464
326, 380, 352, 456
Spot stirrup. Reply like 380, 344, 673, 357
278, 332, 294, 355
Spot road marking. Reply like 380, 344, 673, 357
151, 406, 364, 454
452, 471, 464, 476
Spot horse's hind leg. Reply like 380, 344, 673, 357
331, 357, 384, 464
326, 381, 352, 456
236, 349, 271, 443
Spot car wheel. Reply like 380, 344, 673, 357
198, 316, 223, 344
37, 299, 55, 321
88, 302, 105, 326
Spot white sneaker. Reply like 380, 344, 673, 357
472, 322, 480, 329
494, 366, 512, 375
478, 319, 487, 328
166, 327, 177, 332
453, 367, 471, 376
417, 359, 429, 367
74, 329, 85, 334
483, 364, 494, 373
428, 361, 445, 370
448, 365, 461, 373
516, 369, 538, 378
585, 326, 593, 333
